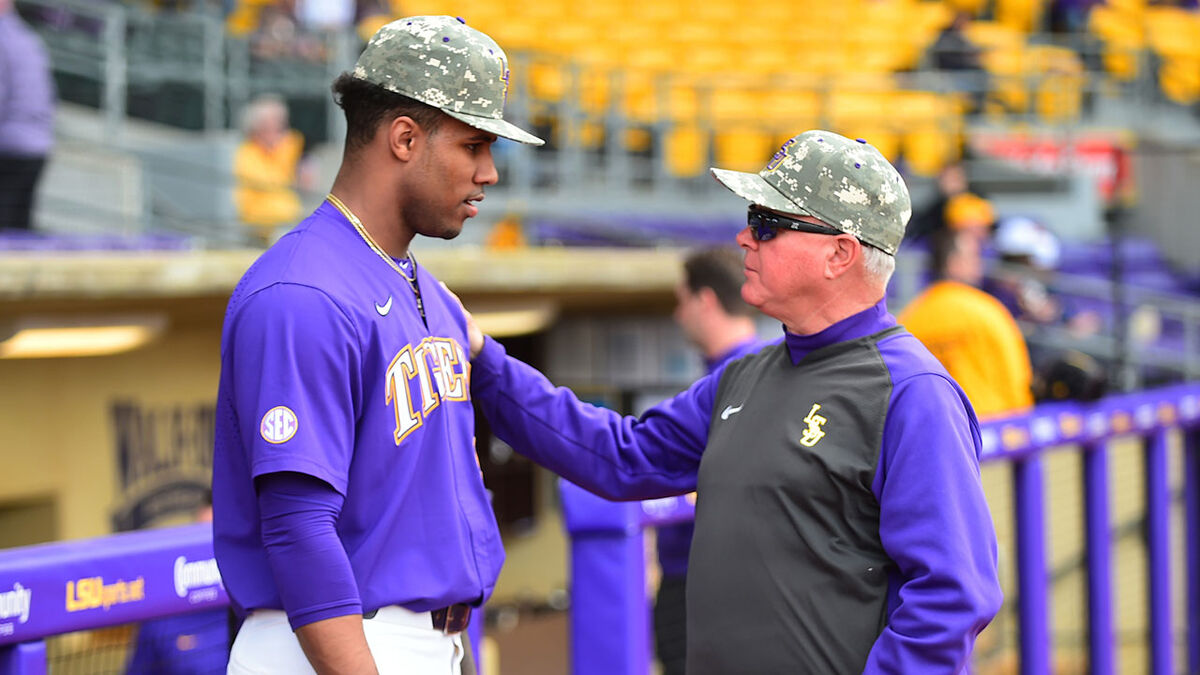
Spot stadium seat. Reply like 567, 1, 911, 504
1089, 5, 1144, 81
898, 92, 963, 175
995, 0, 1044, 33
664, 125, 708, 177
1030, 46, 1086, 122
345, 0, 982, 176
714, 126, 776, 173
1144, 7, 1200, 104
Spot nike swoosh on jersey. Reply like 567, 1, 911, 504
375, 296, 393, 316
720, 404, 743, 420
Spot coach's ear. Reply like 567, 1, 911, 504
824, 235, 859, 280
388, 116, 419, 161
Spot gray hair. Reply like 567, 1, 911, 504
862, 245, 896, 287
241, 94, 288, 136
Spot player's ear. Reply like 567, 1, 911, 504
388, 116, 419, 161
697, 287, 721, 311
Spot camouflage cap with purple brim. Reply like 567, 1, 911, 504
710, 130, 911, 255
353, 15, 544, 146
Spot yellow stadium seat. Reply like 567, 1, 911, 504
487, 20, 542, 51
1106, 0, 1146, 14
708, 86, 759, 124
714, 127, 775, 173
823, 85, 905, 161
893, 91, 963, 175
1145, 7, 1198, 57
225, 0, 274, 37
903, 128, 962, 177
1089, 6, 1144, 81
576, 63, 615, 115
397, 0, 455, 16
946, 0, 988, 17
662, 80, 703, 122
759, 89, 823, 132
380, 0, 1076, 166
693, 2, 739, 24
541, 22, 603, 55
827, 87, 895, 129
529, 60, 569, 102
573, 2, 626, 23
1029, 46, 1086, 122
665, 125, 709, 177
965, 20, 1025, 50
1160, 58, 1200, 105
995, 0, 1044, 33
616, 70, 659, 124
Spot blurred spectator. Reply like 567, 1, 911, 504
294, 0, 354, 31
485, 213, 528, 249
1033, 349, 1108, 402
250, 2, 304, 60
986, 216, 1100, 333
126, 494, 229, 675
233, 94, 313, 245
985, 216, 1108, 401
900, 229, 1035, 418
226, 1, 319, 62
944, 191, 996, 244
0, 0, 56, 231
1047, 0, 1102, 34
930, 11, 987, 112
932, 12, 984, 71
355, 0, 393, 43
904, 161, 970, 243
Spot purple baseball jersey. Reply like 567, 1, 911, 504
212, 201, 503, 616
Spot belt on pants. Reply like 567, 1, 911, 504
363, 604, 472, 634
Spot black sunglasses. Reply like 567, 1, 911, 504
747, 207, 843, 242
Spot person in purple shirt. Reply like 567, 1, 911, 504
127, 495, 228, 675
0, 0, 55, 231
656, 246, 769, 675
211, 16, 542, 675
460, 131, 1003, 673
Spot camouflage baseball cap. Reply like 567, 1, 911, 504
353, 16, 544, 146
710, 130, 911, 255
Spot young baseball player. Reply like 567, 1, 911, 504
212, 16, 542, 674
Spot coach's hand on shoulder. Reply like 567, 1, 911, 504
441, 282, 485, 358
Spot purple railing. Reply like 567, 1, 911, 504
560, 383, 1200, 675
0, 523, 485, 673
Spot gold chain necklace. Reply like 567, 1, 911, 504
326, 193, 426, 323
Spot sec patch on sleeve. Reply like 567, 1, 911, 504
260, 406, 298, 444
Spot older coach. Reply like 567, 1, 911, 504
464, 130, 1003, 673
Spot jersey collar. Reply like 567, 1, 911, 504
783, 299, 895, 365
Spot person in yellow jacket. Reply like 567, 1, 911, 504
234, 94, 312, 245
900, 228, 1034, 418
